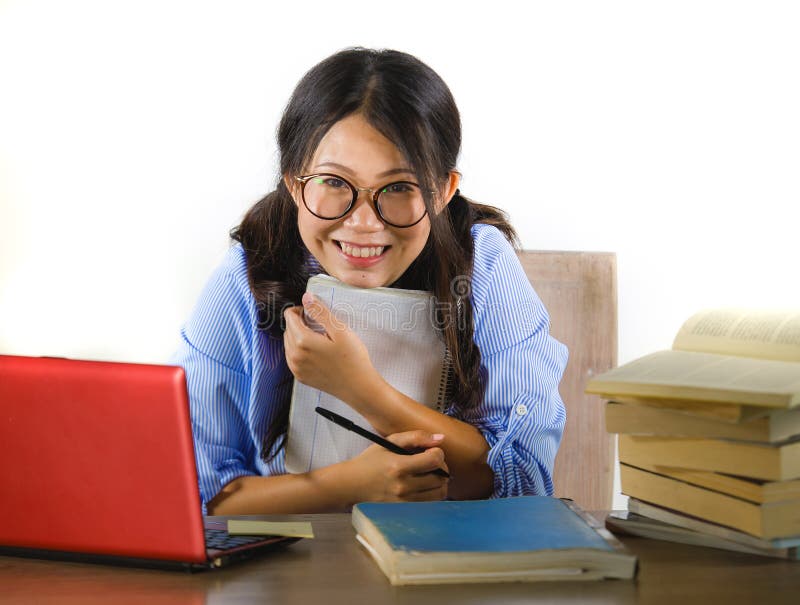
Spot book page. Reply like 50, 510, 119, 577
586, 350, 800, 407
673, 308, 800, 362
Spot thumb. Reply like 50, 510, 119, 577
301, 292, 342, 335
387, 430, 445, 452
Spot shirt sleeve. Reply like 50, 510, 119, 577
169, 245, 259, 514
457, 225, 568, 498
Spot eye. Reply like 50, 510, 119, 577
314, 176, 349, 189
382, 182, 416, 194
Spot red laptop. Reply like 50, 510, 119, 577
0, 354, 299, 570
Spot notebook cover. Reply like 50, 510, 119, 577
285, 274, 450, 472
353, 497, 615, 554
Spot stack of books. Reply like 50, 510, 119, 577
586, 308, 800, 559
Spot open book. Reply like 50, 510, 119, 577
586, 308, 800, 408
284, 274, 451, 473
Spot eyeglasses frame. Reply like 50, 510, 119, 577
294, 173, 430, 228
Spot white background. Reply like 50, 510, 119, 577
2, 1, 798, 507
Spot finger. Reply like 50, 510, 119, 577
399, 480, 449, 502
405, 470, 449, 492
283, 307, 299, 345
393, 447, 448, 477
284, 305, 327, 348
415, 457, 450, 478
283, 305, 305, 335
283, 308, 306, 350
387, 430, 445, 452
404, 486, 448, 502
387, 465, 448, 498
301, 293, 345, 337
282, 314, 300, 374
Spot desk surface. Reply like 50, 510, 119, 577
2, 512, 800, 605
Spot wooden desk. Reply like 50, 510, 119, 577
2, 513, 799, 604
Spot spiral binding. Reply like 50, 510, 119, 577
435, 349, 453, 413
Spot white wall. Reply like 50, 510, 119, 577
2, 1, 799, 506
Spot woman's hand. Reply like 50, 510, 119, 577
341, 431, 449, 503
208, 430, 450, 515
283, 292, 382, 404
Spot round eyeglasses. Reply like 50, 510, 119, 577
294, 173, 428, 228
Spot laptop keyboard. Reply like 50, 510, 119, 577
204, 528, 267, 550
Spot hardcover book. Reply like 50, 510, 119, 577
606, 401, 800, 443
606, 511, 800, 560
620, 464, 800, 539
351, 497, 637, 585
626, 498, 800, 550
618, 434, 800, 482
623, 461, 800, 504
602, 394, 764, 423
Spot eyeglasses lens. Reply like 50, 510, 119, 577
376, 183, 426, 227
303, 176, 353, 219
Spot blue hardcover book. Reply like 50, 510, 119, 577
351, 497, 637, 585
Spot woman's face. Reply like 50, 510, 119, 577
287, 113, 457, 289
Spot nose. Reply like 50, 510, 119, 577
344, 190, 384, 231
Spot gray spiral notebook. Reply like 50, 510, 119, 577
284, 274, 451, 473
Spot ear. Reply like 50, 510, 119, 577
283, 174, 301, 206
434, 170, 462, 214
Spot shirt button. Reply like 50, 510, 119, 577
515, 404, 528, 416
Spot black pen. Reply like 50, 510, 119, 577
314, 406, 450, 478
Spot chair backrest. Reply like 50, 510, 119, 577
517, 251, 617, 511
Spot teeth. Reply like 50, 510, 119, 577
340, 242, 384, 258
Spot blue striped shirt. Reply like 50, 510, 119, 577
170, 224, 567, 512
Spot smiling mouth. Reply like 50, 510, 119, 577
335, 240, 390, 259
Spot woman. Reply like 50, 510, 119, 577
172, 48, 567, 514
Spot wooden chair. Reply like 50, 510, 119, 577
517, 251, 617, 511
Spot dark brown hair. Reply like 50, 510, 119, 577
230, 48, 517, 462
